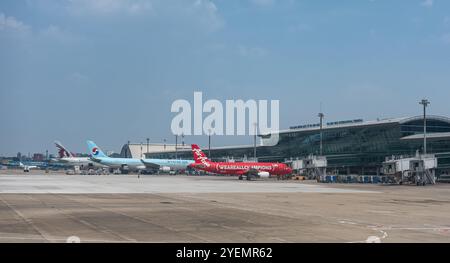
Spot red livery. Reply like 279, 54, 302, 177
189, 144, 292, 180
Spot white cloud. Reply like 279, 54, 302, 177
191, 0, 224, 32
67, 0, 153, 15
0, 13, 30, 32
421, 0, 433, 7
0, 13, 81, 45
65, 0, 224, 32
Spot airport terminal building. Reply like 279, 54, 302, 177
120, 143, 190, 159
145, 115, 450, 176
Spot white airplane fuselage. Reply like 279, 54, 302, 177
59, 157, 105, 168
92, 157, 146, 171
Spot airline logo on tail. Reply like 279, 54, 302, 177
92, 147, 99, 156
191, 144, 210, 167
86, 140, 107, 158
55, 141, 74, 158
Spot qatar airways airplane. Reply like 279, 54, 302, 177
53, 141, 105, 169
189, 144, 292, 180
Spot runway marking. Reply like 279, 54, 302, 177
338, 220, 357, 225
54, 193, 214, 243
368, 228, 388, 243
159, 194, 289, 241
270, 237, 289, 242
0, 195, 51, 242
218, 224, 259, 242
24, 194, 138, 242
365, 210, 395, 214
0, 233, 187, 243
365, 236, 381, 243
66, 236, 81, 243
338, 219, 389, 243
379, 227, 450, 232
141, 192, 272, 242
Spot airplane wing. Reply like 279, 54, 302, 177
140, 159, 161, 170
89, 156, 102, 164
236, 168, 261, 176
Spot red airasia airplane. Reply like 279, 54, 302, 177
189, 144, 292, 180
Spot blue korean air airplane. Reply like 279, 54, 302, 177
87, 140, 194, 173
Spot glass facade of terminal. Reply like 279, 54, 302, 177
147, 116, 450, 175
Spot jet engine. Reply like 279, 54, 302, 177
257, 171, 270, 178
120, 164, 130, 174
160, 166, 171, 172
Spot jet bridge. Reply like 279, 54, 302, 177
382, 153, 437, 186
287, 155, 327, 180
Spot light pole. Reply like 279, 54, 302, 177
175, 135, 178, 159
140, 143, 143, 159
181, 133, 185, 147
208, 129, 212, 158
163, 139, 166, 150
318, 112, 324, 156
253, 123, 257, 161
146, 138, 149, 156
419, 99, 430, 155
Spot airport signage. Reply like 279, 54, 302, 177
290, 119, 363, 130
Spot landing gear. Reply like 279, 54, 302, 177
120, 164, 130, 174
238, 175, 252, 180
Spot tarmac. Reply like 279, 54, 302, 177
1, 170, 450, 243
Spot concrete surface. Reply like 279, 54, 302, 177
0, 173, 376, 194
0, 171, 449, 243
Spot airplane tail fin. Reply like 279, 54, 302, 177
86, 140, 107, 158
191, 144, 210, 164
54, 141, 74, 158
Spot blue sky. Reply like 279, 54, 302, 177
1, 0, 450, 156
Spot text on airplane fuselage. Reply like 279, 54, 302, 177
218, 165, 274, 170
